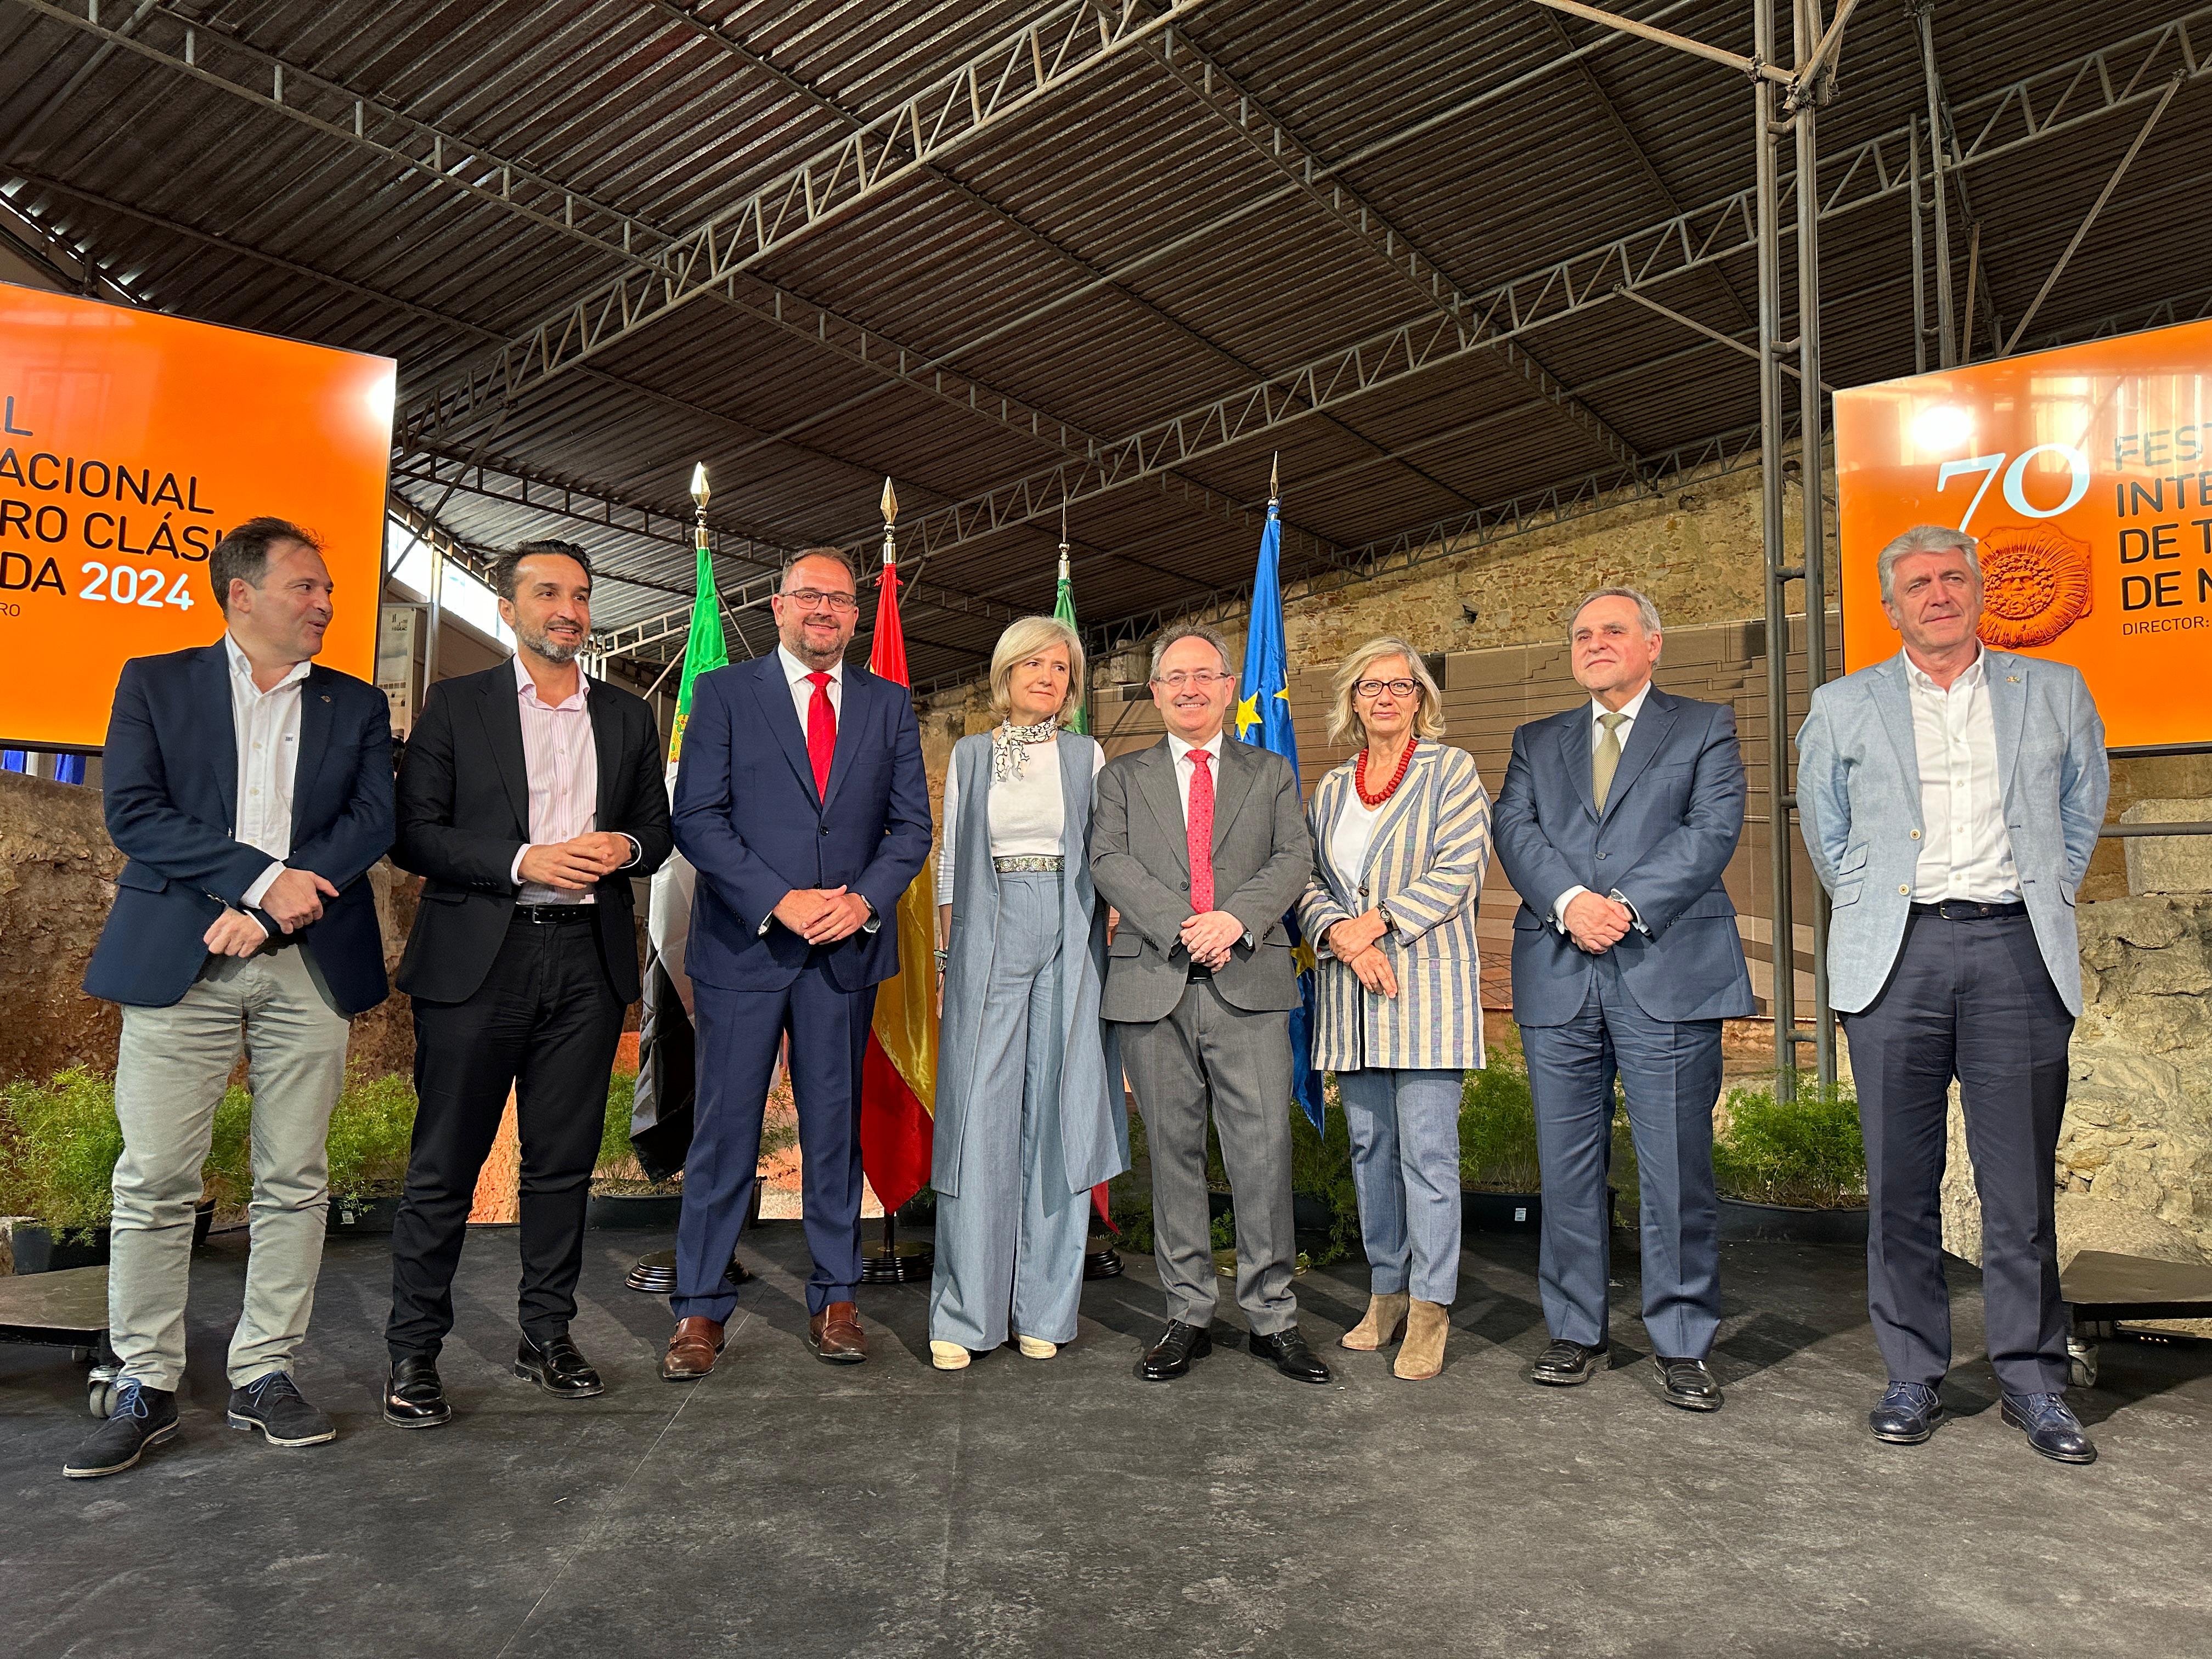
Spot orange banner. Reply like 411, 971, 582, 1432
1835, 318, 2212, 751
0, 283, 395, 749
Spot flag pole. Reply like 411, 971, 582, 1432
628, 460, 758, 1295
860, 476, 933, 1285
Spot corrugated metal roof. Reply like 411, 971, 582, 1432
5, 0, 2207, 686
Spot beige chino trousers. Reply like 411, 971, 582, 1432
109, 945, 351, 1391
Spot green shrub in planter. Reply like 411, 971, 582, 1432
1712, 1080, 1865, 1209
325, 1071, 419, 1201
1458, 1054, 1540, 1192
0, 1067, 256, 1238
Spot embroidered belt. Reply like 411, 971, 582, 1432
994, 855, 1064, 873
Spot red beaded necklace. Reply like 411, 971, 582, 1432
1354, 740, 1417, 808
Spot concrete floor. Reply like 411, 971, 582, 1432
2, 1223, 2207, 1659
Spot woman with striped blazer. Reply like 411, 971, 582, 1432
1297, 636, 1491, 1381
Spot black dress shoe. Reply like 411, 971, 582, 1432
1136, 1321, 1212, 1381
227, 1372, 338, 1446
516, 1334, 605, 1399
64, 1381, 178, 1477
2000, 1392, 2097, 1465
1529, 1338, 1608, 1386
1654, 1355, 1723, 1412
1250, 1327, 1333, 1385
385, 1355, 452, 1429
1867, 1380, 1942, 1444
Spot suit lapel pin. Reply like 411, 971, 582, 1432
2006, 675, 2019, 683
320, 693, 332, 702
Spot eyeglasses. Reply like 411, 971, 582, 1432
780, 588, 857, 614
1152, 670, 1232, 691
1353, 678, 1419, 699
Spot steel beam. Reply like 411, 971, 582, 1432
1913, 2, 1957, 368
1793, 0, 1835, 1090
1144, 17, 1645, 475
888, 9, 2212, 562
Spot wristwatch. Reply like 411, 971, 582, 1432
1376, 900, 1397, 935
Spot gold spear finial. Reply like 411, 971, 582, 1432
879, 476, 899, 568
879, 476, 899, 526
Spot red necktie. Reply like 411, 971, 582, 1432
1186, 749, 1215, 913
804, 671, 836, 799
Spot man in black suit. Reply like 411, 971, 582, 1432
381, 539, 671, 1428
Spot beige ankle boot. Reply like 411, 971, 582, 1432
1339, 1291, 1410, 1351
1393, 1300, 1449, 1380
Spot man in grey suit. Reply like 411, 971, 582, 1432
1091, 623, 1330, 1385
1798, 524, 2108, 1464
1493, 589, 1754, 1410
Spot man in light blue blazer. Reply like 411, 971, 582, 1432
1494, 589, 1754, 1412
1797, 524, 2108, 1464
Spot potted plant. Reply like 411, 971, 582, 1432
326, 1070, 419, 1232
1457, 1052, 1633, 1232
1711, 1079, 1867, 1243
587, 1064, 684, 1228
0, 1067, 221, 1273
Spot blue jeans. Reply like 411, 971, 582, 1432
1337, 1067, 1465, 1305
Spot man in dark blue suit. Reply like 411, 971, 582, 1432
68, 518, 393, 1480
1493, 588, 1754, 1412
659, 547, 931, 1379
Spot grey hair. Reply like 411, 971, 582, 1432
1327, 635, 1446, 746
1876, 524, 1979, 603
1565, 586, 1663, 641
1148, 622, 1234, 681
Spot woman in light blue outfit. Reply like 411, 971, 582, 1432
928, 616, 1126, 1370
1298, 635, 1491, 1381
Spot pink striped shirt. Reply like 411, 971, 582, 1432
510, 654, 599, 905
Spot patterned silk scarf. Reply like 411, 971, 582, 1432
990, 719, 1058, 783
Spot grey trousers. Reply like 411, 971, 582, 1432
1338, 1067, 1465, 1305
110, 946, 351, 1390
929, 872, 1089, 1351
1117, 979, 1297, 1335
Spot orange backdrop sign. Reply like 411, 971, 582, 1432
0, 283, 394, 749
1835, 317, 2212, 750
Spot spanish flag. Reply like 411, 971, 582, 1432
857, 531, 936, 1215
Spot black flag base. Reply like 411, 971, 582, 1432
625, 1248, 751, 1295
1083, 1234, 1125, 1280
860, 1211, 933, 1284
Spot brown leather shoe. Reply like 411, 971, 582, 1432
806, 1300, 867, 1364
661, 1317, 725, 1381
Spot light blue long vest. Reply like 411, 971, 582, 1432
930, 732, 1129, 1198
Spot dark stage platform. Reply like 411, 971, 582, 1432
3, 1223, 2207, 1658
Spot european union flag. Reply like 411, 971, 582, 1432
1236, 495, 1324, 1130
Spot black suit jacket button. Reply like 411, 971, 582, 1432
820, 826, 831, 837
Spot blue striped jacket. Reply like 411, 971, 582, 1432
1296, 741, 1491, 1073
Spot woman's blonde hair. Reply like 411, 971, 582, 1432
989, 614, 1087, 723
1327, 635, 1445, 746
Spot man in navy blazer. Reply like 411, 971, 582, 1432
1493, 588, 1753, 1413
658, 546, 932, 1380
70, 518, 392, 1480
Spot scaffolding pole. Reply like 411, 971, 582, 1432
1914, 1, 1958, 368
1793, 0, 1836, 1091
1754, 0, 1799, 1098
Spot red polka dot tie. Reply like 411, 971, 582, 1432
1186, 749, 1215, 913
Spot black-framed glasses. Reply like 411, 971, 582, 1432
781, 588, 858, 614
1353, 678, 1419, 699
1152, 669, 1232, 690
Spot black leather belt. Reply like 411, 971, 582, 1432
512, 903, 596, 925
1909, 900, 2027, 920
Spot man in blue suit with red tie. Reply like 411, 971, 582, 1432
659, 546, 932, 1379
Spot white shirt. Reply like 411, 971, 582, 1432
1166, 729, 1226, 822
508, 654, 602, 905
224, 633, 306, 913
1328, 789, 1388, 889
1554, 680, 1655, 929
934, 733, 1104, 905
1903, 647, 2018, 902
778, 644, 843, 732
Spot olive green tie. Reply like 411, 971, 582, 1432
1593, 712, 1628, 810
